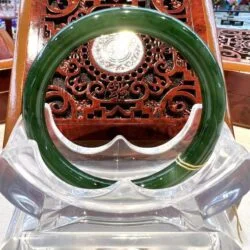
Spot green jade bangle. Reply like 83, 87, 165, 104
23, 8, 226, 189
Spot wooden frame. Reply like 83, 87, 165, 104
218, 28, 250, 128
0, 29, 14, 124
4, 0, 233, 145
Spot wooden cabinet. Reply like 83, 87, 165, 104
4, 0, 230, 145
0, 29, 14, 123
225, 71, 250, 128
218, 28, 250, 128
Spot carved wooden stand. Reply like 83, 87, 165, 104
4, 0, 223, 146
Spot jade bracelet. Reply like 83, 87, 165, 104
23, 8, 226, 189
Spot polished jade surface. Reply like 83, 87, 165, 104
23, 8, 226, 189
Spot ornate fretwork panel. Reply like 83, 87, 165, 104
46, 34, 200, 126
218, 29, 250, 64
41, 0, 203, 144
43, 0, 193, 39
3, 0, 220, 145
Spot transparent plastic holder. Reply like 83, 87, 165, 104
0, 104, 250, 249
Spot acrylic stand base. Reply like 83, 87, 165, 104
1, 207, 242, 250
1, 107, 249, 250
2, 231, 241, 250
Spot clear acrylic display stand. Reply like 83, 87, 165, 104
1, 105, 250, 249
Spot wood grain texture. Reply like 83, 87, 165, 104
3, 0, 33, 145
0, 30, 14, 124
0, 91, 9, 124
228, 93, 250, 129
225, 71, 250, 128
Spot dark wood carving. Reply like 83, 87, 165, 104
46, 35, 201, 144
38, 0, 205, 146
218, 29, 250, 64
5, 0, 218, 146
43, 0, 193, 39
